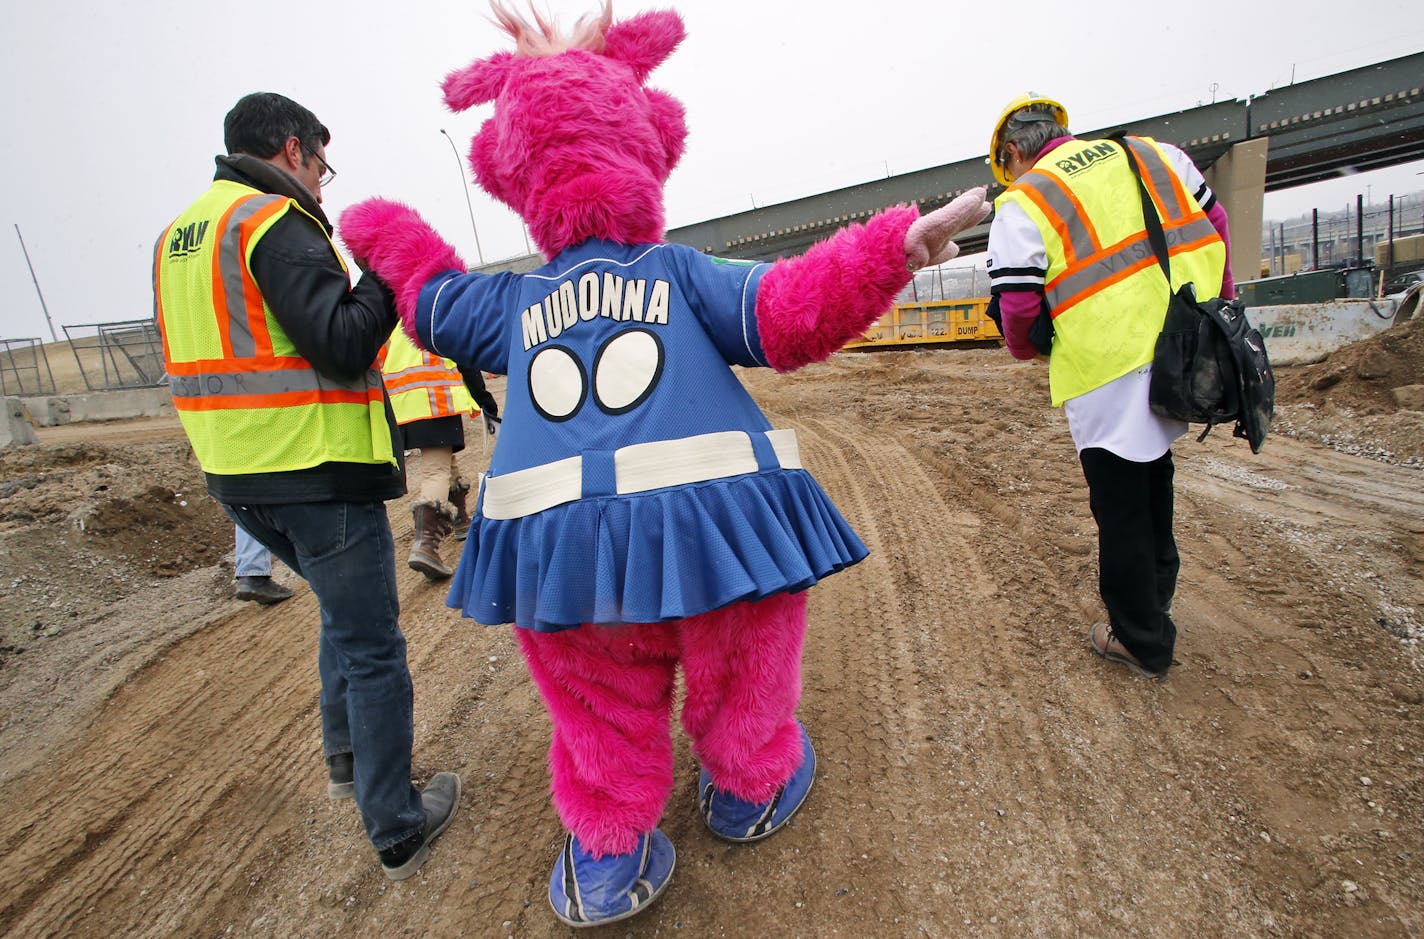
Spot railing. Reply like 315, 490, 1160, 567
60, 320, 167, 392
0, 337, 58, 396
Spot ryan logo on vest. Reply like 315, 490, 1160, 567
167, 220, 210, 260
1054, 142, 1121, 176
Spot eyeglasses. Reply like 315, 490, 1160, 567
301, 142, 337, 188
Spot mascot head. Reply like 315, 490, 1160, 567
443, 2, 688, 259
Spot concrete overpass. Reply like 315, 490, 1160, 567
662, 51, 1424, 282
481, 51, 1424, 284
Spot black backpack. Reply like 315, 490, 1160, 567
1118, 136, 1275, 453
1150, 284, 1274, 453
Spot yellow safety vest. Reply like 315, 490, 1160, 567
378, 327, 477, 425
153, 179, 395, 474
996, 136, 1226, 405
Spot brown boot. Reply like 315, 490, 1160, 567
448, 478, 472, 542
409, 501, 456, 580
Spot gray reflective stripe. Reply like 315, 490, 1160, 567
1125, 139, 1190, 219
217, 195, 287, 358
1046, 216, 1221, 309
168, 366, 363, 399
1012, 173, 1096, 261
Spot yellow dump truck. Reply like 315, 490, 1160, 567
844, 298, 1001, 350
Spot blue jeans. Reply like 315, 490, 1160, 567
233, 524, 272, 577
223, 500, 425, 851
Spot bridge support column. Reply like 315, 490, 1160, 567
1204, 138, 1268, 292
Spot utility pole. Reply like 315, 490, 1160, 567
14, 224, 58, 342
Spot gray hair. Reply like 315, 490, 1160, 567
1000, 106, 1070, 165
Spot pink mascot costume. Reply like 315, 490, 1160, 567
340, 2, 988, 926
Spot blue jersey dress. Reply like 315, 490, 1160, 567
414, 239, 868, 632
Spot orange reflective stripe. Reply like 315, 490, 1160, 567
236, 198, 289, 358
1047, 217, 1223, 313
1125, 138, 1191, 220
384, 367, 458, 389
1050, 253, 1159, 314
172, 387, 382, 412
1014, 174, 1099, 265
163, 355, 313, 377
208, 197, 248, 359
203, 193, 290, 359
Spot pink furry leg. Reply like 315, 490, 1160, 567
337, 198, 467, 341
515, 623, 680, 858
678, 592, 808, 803
755, 205, 919, 372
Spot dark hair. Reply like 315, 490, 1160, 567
223, 92, 330, 159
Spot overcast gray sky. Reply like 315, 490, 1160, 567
2, 0, 1421, 340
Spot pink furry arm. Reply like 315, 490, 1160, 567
756, 205, 919, 372
338, 199, 467, 340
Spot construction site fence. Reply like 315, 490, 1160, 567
69, 320, 166, 392
0, 337, 59, 397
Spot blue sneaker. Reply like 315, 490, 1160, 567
698, 722, 815, 842
548, 829, 675, 928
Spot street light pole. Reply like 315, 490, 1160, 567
439, 129, 484, 266
14, 224, 59, 342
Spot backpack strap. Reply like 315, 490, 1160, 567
1114, 133, 1172, 286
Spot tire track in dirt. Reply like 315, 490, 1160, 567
0, 592, 328, 937
760, 404, 1128, 933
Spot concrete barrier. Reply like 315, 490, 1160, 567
2, 396, 40, 448
20, 387, 174, 427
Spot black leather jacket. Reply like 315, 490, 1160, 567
199, 155, 405, 505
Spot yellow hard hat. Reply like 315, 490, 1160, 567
988, 93, 1069, 187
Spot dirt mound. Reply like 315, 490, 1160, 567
1278, 314, 1424, 412
0, 436, 231, 665
1268, 315, 1424, 468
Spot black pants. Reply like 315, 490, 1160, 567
1079, 447, 1179, 672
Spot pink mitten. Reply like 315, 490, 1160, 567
903, 186, 991, 271
338, 199, 468, 330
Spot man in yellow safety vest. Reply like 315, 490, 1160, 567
985, 94, 1236, 681
153, 92, 460, 879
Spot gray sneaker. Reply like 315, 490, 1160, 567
379, 772, 462, 881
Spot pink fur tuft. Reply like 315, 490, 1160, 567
644, 88, 688, 173
337, 199, 467, 338
755, 205, 920, 372
602, 9, 686, 82
442, 51, 517, 112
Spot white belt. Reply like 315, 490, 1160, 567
480, 429, 802, 520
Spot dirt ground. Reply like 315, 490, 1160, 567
2, 317, 1423, 938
